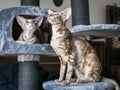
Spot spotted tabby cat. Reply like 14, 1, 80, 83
16, 15, 44, 44
47, 8, 119, 90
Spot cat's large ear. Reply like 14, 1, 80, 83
48, 9, 54, 15
16, 16, 26, 27
35, 16, 44, 27
60, 7, 71, 22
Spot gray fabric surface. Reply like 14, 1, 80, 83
70, 24, 120, 38
70, 24, 120, 31
43, 80, 114, 90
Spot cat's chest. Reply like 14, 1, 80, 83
52, 30, 66, 39
51, 31, 66, 44
19, 33, 37, 43
51, 37, 65, 48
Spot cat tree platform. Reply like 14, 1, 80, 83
43, 80, 114, 90
70, 24, 120, 38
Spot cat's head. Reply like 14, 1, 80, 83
16, 16, 43, 33
47, 7, 71, 25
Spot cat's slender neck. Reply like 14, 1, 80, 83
23, 30, 35, 39
23, 26, 39, 39
52, 23, 66, 33
21, 29, 37, 44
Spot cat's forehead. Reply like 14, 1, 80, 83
49, 13, 61, 17
26, 19, 35, 22
48, 11, 59, 15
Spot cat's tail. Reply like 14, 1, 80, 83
101, 77, 120, 90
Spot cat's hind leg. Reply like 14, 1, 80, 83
77, 53, 101, 83
74, 66, 84, 83
76, 70, 100, 83
75, 65, 100, 83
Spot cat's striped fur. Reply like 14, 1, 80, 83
48, 8, 120, 90
16, 16, 44, 44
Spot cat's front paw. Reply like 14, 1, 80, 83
62, 80, 70, 85
54, 79, 63, 82
76, 79, 82, 83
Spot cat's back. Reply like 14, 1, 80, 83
73, 36, 94, 51
73, 36, 88, 45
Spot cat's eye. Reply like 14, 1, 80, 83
32, 20, 35, 22
48, 14, 53, 17
26, 21, 29, 23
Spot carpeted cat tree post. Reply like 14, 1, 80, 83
21, 0, 39, 6
18, 55, 40, 90
71, 0, 90, 26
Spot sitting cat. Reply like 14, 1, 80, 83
47, 7, 120, 90
16, 15, 44, 44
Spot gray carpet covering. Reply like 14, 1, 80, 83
43, 80, 114, 90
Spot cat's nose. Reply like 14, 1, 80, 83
48, 16, 50, 20
48, 14, 52, 19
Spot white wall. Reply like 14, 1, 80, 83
40, 0, 70, 11
89, 0, 120, 24
0, 0, 20, 10
0, 0, 120, 27
40, 0, 71, 28
40, 0, 120, 26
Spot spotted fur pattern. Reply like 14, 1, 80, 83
16, 16, 44, 44
47, 8, 120, 90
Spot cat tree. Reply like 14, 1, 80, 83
0, 6, 120, 90
0, 0, 120, 90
